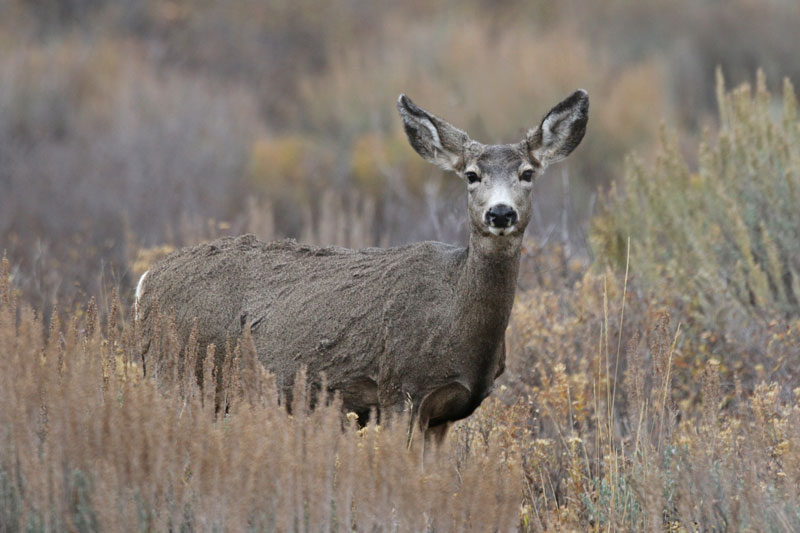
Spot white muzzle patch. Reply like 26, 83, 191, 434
488, 225, 517, 237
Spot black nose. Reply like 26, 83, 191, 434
485, 205, 518, 228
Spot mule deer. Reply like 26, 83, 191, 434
136, 90, 588, 443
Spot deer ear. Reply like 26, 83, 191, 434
397, 94, 470, 172
526, 90, 589, 168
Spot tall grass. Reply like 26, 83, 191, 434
502, 246, 800, 530
3, 243, 799, 530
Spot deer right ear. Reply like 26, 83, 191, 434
526, 90, 589, 168
397, 94, 470, 172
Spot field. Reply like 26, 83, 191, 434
1, 1, 800, 531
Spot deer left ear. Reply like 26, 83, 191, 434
526, 90, 589, 168
397, 94, 470, 172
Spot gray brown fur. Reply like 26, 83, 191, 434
136, 90, 588, 440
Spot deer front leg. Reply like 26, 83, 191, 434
425, 422, 451, 447
413, 382, 471, 445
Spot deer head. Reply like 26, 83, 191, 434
397, 90, 588, 249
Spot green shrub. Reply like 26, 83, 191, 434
593, 70, 800, 346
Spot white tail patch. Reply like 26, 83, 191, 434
134, 270, 149, 320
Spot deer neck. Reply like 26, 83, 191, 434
455, 232, 522, 337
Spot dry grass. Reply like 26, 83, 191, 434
3, 242, 799, 530
496, 246, 800, 530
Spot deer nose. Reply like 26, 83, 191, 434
485, 205, 518, 228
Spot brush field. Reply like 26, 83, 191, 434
2, 1, 799, 530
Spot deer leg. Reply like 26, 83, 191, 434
415, 382, 470, 449
425, 422, 451, 447
418, 382, 471, 425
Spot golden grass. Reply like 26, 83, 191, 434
2, 245, 799, 530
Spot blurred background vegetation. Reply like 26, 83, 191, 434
4, 0, 800, 313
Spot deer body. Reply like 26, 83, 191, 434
136, 91, 588, 439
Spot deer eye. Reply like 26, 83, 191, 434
520, 169, 534, 182
465, 171, 481, 184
